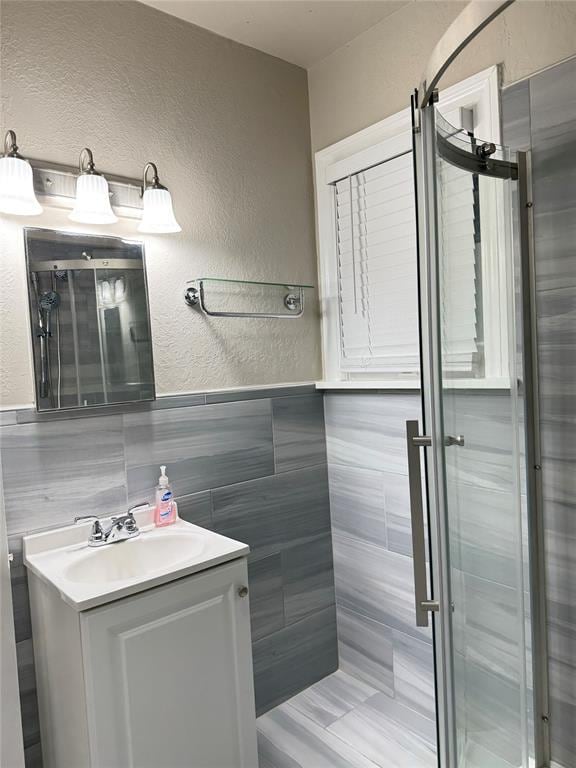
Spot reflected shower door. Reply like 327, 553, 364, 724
412, 104, 535, 768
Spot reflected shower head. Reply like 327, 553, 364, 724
39, 290, 60, 311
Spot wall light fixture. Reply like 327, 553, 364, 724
0, 130, 43, 216
138, 162, 181, 234
69, 148, 118, 225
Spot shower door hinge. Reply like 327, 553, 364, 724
411, 89, 421, 133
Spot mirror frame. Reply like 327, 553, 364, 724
24, 227, 156, 413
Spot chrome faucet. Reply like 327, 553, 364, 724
74, 504, 148, 547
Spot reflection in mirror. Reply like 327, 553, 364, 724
24, 228, 155, 411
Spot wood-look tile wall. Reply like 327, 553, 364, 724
503, 55, 576, 768
1, 386, 337, 768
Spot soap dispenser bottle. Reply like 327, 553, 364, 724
154, 465, 178, 527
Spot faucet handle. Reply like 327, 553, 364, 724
74, 514, 98, 524
125, 503, 149, 530
111, 503, 148, 531
127, 502, 150, 516
74, 515, 104, 541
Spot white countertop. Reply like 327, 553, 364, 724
23, 509, 249, 611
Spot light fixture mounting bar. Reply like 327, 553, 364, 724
28, 158, 143, 214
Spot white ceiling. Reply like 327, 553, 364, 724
139, 0, 412, 68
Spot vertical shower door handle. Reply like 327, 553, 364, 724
405, 420, 439, 626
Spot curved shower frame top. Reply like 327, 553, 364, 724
418, 0, 515, 108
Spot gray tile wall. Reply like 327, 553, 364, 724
503, 56, 576, 768
444, 391, 530, 768
325, 390, 533, 768
323, 393, 438, 748
1, 386, 337, 768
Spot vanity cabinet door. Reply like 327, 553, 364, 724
80, 558, 257, 768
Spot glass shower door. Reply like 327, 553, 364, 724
411, 102, 535, 768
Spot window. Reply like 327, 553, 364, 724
335, 152, 419, 374
315, 67, 505, 388
436, 145, 482, 374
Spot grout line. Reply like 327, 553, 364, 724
121, 411, 129, 510
270, 398, 279, 475
210, 462, 329, 497
273, 459, 328, 476
252, 603, 337, 647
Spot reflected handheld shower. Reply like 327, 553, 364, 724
38, 290, 60, 399
39, 290, 60, 336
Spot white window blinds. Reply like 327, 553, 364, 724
437, 155, 481, 374
334, 147, 480, 377
334, 152, 419, 373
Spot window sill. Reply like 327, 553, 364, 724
315, 380, 420, 392
315, 377, 511, 392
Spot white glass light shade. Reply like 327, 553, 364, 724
114, 276, 126, 303
0, 155, 43, 215
69, 173, 117, 224
99, 280, 112, 306
138, 187, 181, 233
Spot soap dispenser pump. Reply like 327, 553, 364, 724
154, 465, 178, 527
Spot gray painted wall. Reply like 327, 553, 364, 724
0, 0, 320, 408
2, 386, 337, 767
308, 1, 576, 152
503, 55, 576, 768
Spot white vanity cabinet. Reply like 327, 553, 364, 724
28, 557, 258, 768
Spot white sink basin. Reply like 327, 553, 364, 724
64, 531, 207, 584
23, 512, 249, 611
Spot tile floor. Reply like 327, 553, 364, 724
257, 669, 437, 768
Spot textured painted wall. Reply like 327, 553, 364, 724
0, 0, 320, 408
308, 0, 576, 151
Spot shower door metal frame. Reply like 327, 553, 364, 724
412, 86, 549, 768
410, 4, 550, 766
516, 151, 551, 768
412, 93, 457, 768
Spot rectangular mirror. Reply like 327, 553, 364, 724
25, 228, 155, 412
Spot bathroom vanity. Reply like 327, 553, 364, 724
24, 514, 258, 768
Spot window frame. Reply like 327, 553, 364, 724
314, 66, 506, 389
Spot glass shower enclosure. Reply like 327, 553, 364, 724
410, 96, 544, 768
